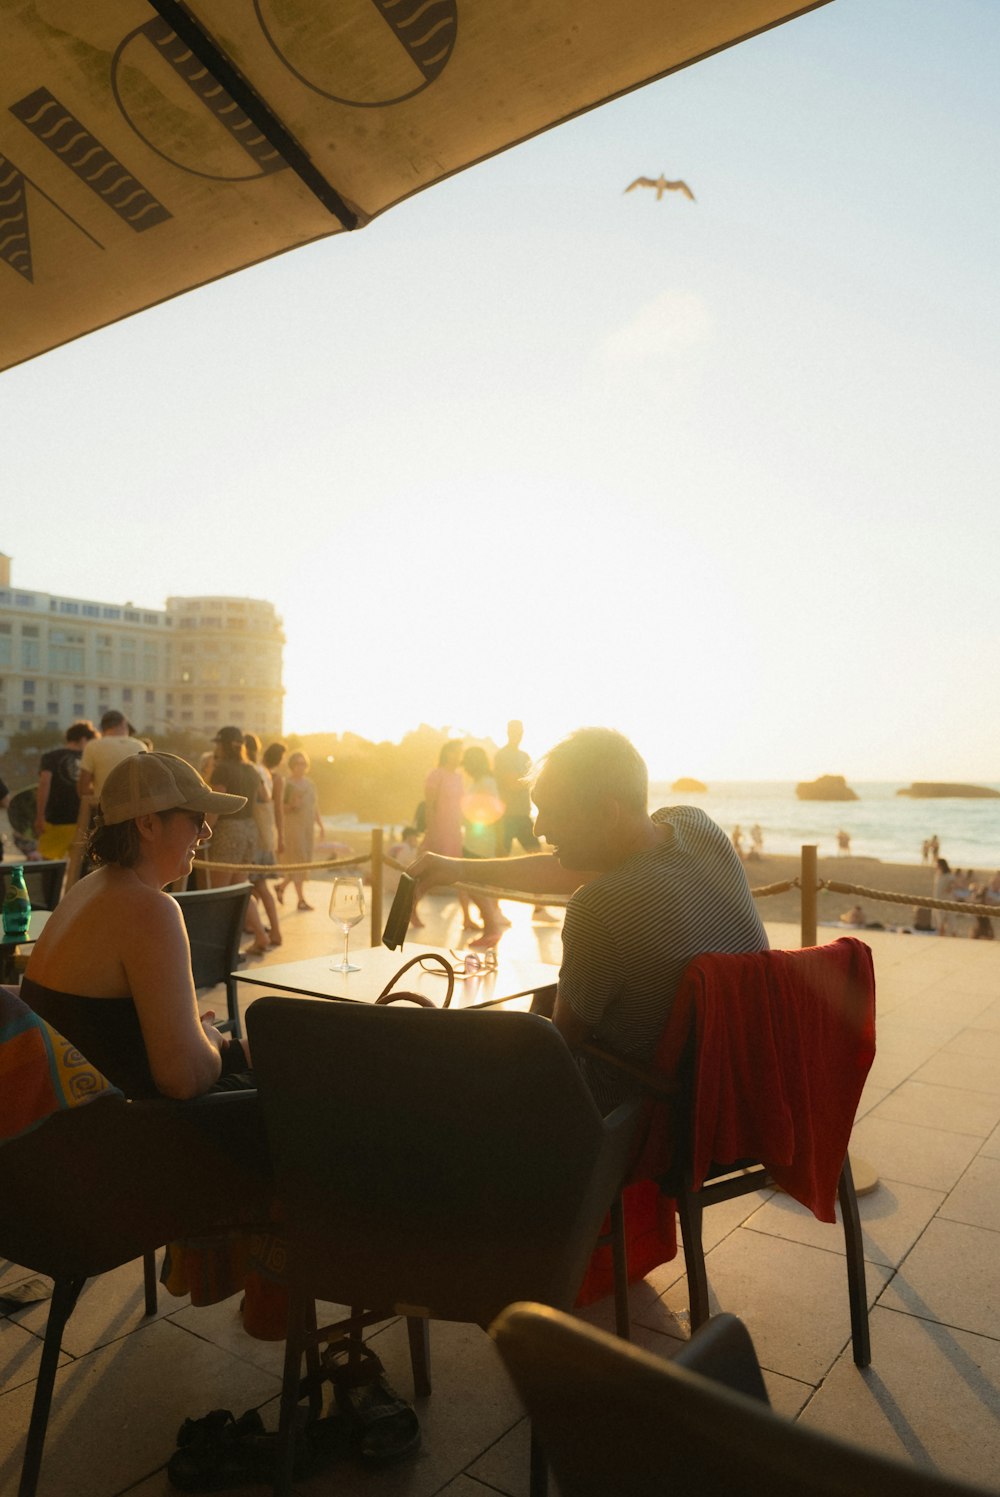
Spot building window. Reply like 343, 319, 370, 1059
22, 679, 36, 693
102, 607, 121, 620
99, 686, 109, 700
145, 689, 155, 703
20, 718, 32, 731
59, 600, 80, 614
122, 688, 133, 702
181, 710, 193, 722
21, 642, 40, 667
72, 703, 84, 716
143, 612, 159, 625
46, 700, 58, 714
124, 610, 141, 622
15, 594, 35, 607
22, 624, 39, 638
82, 604, 100, 617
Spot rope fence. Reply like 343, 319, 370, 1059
61, 809, 1000, 949
189, 836, 1000, 947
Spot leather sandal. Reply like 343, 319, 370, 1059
321, 1343, 421, 1465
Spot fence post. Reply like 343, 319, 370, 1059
800, 844, 818, 947
370, 827, 384, 947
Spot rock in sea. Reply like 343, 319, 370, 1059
896, 782, 1000, 799
671, 777, 707, 793
795, 774, 859, 802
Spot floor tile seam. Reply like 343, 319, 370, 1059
453, 1414, 528, 1497
33, 1306, 168, 1364
862, 1111, 998, 1141
158, 1312, 285, 1384
874, 1076, 1000, 1104
936, 1148, 1000, 1215
739, 1222, 895, 1269
874, 1301, 1000, 1345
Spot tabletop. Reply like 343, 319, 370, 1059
233, 942, 559, 1014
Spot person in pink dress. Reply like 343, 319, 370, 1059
415, 740, 476, 929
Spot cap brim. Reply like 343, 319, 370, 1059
186, 788, 246, 817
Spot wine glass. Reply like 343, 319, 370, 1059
329, 876, 365, 973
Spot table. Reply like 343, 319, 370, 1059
233, 943, 558, 1015
0, 910, 50, 984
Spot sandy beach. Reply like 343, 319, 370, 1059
746, 853, 966, 928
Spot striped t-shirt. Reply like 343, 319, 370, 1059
559, 806, 768, 1111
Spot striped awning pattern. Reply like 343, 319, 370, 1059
0, 0, 829, 373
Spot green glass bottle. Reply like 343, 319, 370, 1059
3, 865, 31, 939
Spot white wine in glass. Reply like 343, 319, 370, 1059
329, 876, 365, 973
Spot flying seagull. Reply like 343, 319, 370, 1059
624, 175, 696, 202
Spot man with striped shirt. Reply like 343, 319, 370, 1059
411, 728, 767, 1109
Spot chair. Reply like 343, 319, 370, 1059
600, 939, 875, 1366
491, 1303, 995, 1497
0, 860, 68, 911
172, 882, 253, 1035
245, 998, 641, 1497
0, 1078, 271, 1497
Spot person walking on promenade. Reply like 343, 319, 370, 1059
494, 718, 557, 924
203, 727, 272, 953
244, 732, 282, 948
933, 857, 955, 937
78, 710, 146, 800
262, 742, 287, 857
460, 745, 507, 947
418, 740, 476, 929
276, 751, 324, 911
34, 719, 96, 858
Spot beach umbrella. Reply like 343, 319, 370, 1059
0, 0, 830, 374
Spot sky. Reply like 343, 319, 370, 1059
5, 0, 1000, 782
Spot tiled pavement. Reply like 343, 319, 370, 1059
2, 890, 1000, 1495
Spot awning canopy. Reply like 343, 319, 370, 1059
0, 0, 829, 373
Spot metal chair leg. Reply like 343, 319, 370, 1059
406, 1315, 432, 1396
274, 1286, 309, 1497
610, 1191, 631, 1340
142, 1249, 158, 1316
838, 1155, 871, 1367
19, 1277, 84, 1497
528, 1421, 549, 1497
676, 1187, 710, 1331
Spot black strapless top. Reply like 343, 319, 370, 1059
21, 974, 157, 1099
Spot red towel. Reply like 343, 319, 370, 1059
576, 938, 876, 1304
634, 936, 876, 1220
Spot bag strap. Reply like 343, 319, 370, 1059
375, 952, 455, 1009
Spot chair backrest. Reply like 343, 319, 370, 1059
172, 883, 252, 988
491, 1304, 994, 1497
0, 860, 68, 911
246, 998, 638, 1324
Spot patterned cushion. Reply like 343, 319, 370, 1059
0, 985, 121, 1144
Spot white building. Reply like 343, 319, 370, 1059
0, 554, 284, 747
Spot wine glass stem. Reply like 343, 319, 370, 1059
343, 929, 350, 968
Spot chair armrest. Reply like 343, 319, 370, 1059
127, 1088, 257, 1117
580, 1042, 679, 1100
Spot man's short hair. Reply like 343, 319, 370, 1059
100, 710, 126, 731
532, 727, 648, 814
66, 720, 96, 743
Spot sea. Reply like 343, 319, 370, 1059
648, 782, 1000, 872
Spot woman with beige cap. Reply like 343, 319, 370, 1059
22, 753, 253, 1100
